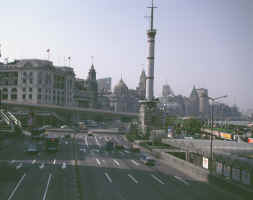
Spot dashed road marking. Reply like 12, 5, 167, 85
95, 136, 100, 146
42, 174, 52, 200
10, 160, 16, 164
174, 176, 189, 186
16, 163, 23, 170
104, 173, 112, 183
151, 174, 165, 185
128, 174, 138, 184
53, 159, 56, 165
7, 173, 26, 200
113, 159, 120, 166
96, 158, 101, 166
32, 160, 36, 164
131, 160, 139, 166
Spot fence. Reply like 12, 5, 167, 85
162, 139, 253, 188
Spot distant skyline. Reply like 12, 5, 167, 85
0, 0, 252, 110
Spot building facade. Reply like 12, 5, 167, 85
0, 59, 75, 106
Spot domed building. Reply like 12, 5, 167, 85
110, 78, 138, 113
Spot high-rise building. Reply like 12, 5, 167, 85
97, 77, 111, 94
162, 84, 174, 97
136, 70, 146, 99
196, 88, 209, 117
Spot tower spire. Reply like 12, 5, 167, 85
147, 0, 157, 31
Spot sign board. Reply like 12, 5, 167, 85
241, 170, 251, 185
224, 165, 231, 178
232, 168, 240, 182
202, 157, 208, 169
216, 162, 223, 175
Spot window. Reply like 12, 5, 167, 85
23, 72, 27, 76
23, 88, 26, 92
11, 88, 17, 93
29, 79, 33, 84
22, 94, 26, 99
38, 88, 41, 93
29, 88, 32, 92
37, 94, 41, 99
3, 88, 8, 92
2, 94, 8, 100
11, 94, 17, 100
29, 94, 32, 99
29, 72, 33, 76
23, 79, 27, 84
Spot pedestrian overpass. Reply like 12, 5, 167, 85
1, 101, 138, 123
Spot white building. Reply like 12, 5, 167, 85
0, 59, 75, 106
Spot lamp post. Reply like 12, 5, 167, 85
208, 95, 228, 171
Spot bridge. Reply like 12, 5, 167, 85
1, 100, 138, 123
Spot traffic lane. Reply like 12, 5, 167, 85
155, 160, 243, 199
0, 137, 28, 160
79, 165, 140, 200
46, 166, 77, 200
10, 161, 52, 200
0, 163, 24, 199
79, 164, 172, 200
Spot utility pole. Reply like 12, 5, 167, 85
208, 95, 228, 172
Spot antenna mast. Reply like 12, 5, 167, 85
147, 0, 157, 31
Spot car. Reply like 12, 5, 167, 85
140, 155, 156, 166
60, 125, 69, 129
25, 144, 39, 154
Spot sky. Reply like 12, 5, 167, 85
0, 0, 253, 111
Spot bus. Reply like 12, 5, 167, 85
45, 135, 59, 152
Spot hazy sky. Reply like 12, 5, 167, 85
1, 0, 252, 110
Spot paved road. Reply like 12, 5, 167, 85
0, 133, 247, 200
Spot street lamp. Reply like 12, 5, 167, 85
208, 95, 228, 162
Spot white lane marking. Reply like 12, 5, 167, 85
7, 173, 26, 200
131, 160, 139, 166
85, 136, 88, 147
104, 173, 112, 183
128, 174, 138, 184
16, 163, 23, 170
62, 162, 66, 169
53, 159, 56, 165
32, 160, 36, 164
95, 136, 100, 146
40, 163, 45, 169
113, 159, 120, 166
10, 160, 16, 164
42, 174, 52, 200
96, 158, 101, 166
151, 174, 165, 185
174, 176, 189, 185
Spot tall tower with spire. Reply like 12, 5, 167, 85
139, 0, 159, 135
146, 0, 157, 101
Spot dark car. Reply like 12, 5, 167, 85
25, 144, 39, 154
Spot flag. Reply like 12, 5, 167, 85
46, 49, 50, 53
68, 56, 71, 60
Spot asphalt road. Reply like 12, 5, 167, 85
0, 133, 248, 200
